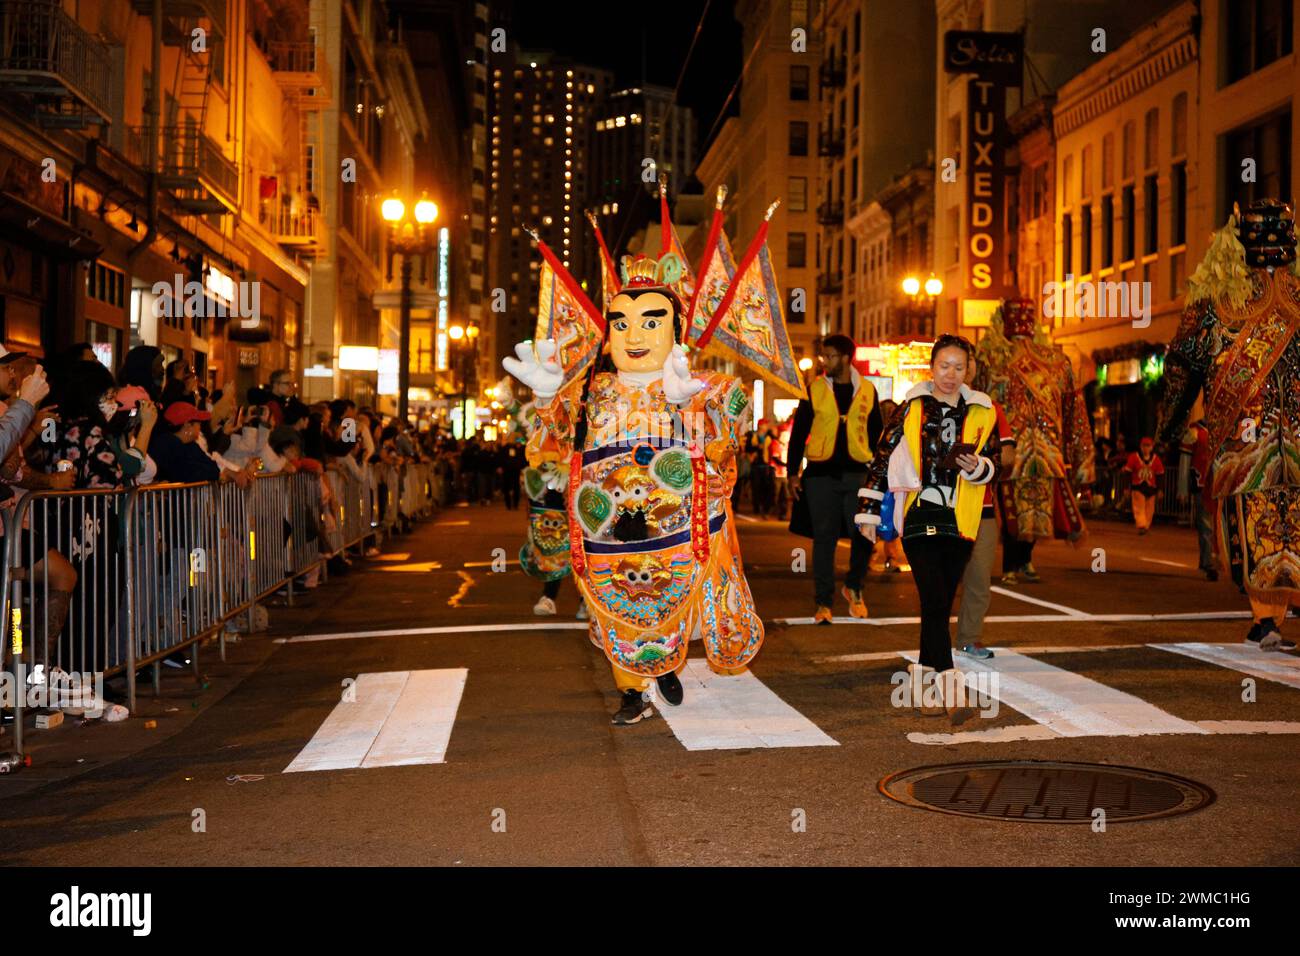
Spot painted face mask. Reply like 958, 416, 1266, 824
99, 394, 118, 420
607, 291, 676, 373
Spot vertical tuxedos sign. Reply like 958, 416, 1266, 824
966, 79, 1006, 294
944, 30, 1023, 298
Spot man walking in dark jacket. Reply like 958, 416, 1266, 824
786, 334, 883, 624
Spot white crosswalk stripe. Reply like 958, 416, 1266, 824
284, 669, 467, 773
656, 660, 838, 751
1151, 642, 1300, 690
899, 650, 1206, 741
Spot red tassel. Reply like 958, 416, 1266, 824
568, 450, 586, 576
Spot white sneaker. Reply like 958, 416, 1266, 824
576, 602, 589, 620
533, 596, 557, 615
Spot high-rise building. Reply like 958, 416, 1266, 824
484, 48, 609, 370
588, 83, 697, 277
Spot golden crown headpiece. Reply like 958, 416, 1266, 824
618, 252, 686, 294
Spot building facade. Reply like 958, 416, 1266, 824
815, 0, 936, 345
0, 0, 322, 400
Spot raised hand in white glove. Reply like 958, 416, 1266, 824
661, 344, 705, 405
502, 339, 563, 399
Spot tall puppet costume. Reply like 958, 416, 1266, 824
504, 383, 578, 616
1158, 199, 1300, 652
974, 297, 1095, 583
504, 183, 806, 723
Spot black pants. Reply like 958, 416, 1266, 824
1002, 535, 1035, 573
542, 577, 561, 599
902, 506, 974, 672
805, 471, 871, 607
502, 476, 520, 510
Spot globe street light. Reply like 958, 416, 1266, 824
901, 273, 943, 338
383, 190, 438, 422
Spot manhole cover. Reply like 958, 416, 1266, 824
879, 760, 1215, 824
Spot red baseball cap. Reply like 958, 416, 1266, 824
163, 402, 211, 426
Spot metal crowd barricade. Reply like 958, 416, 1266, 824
1, 464, 426, 740
124, 481, 228, 706
1, 488, 130, 755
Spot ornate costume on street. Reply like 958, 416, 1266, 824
975, 298, 1094, 577
1158, 200, 1300, 646
518, 400, 572, 583
504, 184, 803, 716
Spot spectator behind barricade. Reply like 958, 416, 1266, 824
267, 425, 320, 474
160, 359, 199, 407
48, 361, 154, 490
265, 369, 296, 427
119, 345, 165, 402
0, 363, 93, 710
199, 406, 262, 487
0, 354, 51, 467
328, 399, 361, 477
149, 403, 220, 484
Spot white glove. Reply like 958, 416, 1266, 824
661, 344, 704, 405
502, 339, 563, 399
854, 511, 879, 542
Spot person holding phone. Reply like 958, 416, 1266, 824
855, 335, 998, 724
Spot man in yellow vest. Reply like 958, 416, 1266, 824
787, 334, 882, 623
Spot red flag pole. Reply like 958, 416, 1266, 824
659, 177, 672, 259
585, 209, 616, 282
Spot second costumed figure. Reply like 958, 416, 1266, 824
505, 184, 806, 723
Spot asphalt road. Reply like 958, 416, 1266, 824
2, 497, 1297, 867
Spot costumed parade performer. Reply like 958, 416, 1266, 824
1158, 198, 1300, 652
504, 183, 806, 724
507, 382, 585, 619
974, 297, 1095, 583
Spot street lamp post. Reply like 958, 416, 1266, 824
382, 192, 438, 422
901, 273, 943, 338
448, 321, 480, 437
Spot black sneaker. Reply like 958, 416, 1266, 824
1204, 568, 1219, 581
611, 689, 653, 725
656, 671, 684, 706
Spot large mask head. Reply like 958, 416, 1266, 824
1001, 297, 1037, 339
607, 290, 677, 372
604, 254, 684, 373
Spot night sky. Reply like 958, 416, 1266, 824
505, 0, 742, 146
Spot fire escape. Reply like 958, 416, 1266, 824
128, 0, 236, 215
265, 34, 330, 254
0, 0, 113, 128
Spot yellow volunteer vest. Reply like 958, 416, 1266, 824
901, 398, 995, 540
805, 376, 874, 463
